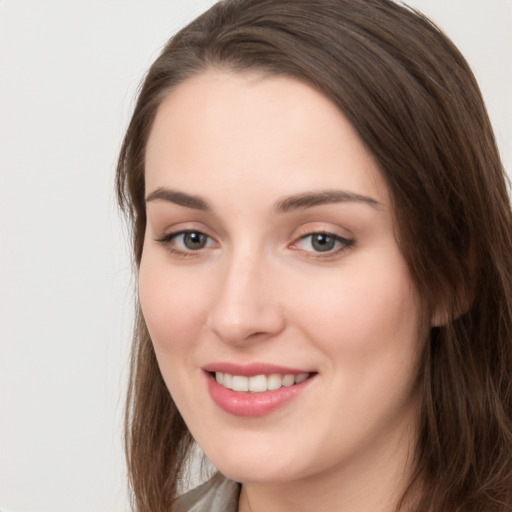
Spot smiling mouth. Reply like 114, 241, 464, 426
212, 371, 313, 393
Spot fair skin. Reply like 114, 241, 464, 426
139, 71, 425, 512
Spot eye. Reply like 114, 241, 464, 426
178, 231, 210, 250
292, 232, 354, 254
156, 230, 216, 255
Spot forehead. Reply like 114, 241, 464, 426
145, 70, 389, 207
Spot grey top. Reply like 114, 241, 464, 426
174, 472, 241, 512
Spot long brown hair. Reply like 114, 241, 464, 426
116, 1, 512, 510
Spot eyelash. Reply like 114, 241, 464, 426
155, 230, 217, 259
155, 230, 354, 259
290, 231, 354, 258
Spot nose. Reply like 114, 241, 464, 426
207, 251, 285, 346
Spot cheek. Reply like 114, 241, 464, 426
138, 251, 210, 356
289, 253, 421, 361
138, 252, 214, 415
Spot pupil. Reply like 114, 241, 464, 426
184, 232, 206, 250
312, 234, 335, 252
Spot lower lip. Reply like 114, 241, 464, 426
206, 373, 314, 417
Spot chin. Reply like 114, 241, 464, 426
216, 463, 297, 485
204, 443, 309, 485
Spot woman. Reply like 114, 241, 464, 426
116, 0, 512, 511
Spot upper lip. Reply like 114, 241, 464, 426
202, 362, 315, 377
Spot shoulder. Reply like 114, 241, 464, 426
173, 471, 241, 512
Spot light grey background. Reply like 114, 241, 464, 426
0, 1, 510, 511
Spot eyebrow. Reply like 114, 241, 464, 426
274, 190, 381, 213
145, 187, 381, 212
145, 187, 211, 210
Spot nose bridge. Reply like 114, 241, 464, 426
207, 245, 284, 345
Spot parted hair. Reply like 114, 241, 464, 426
116, 1, 512, 510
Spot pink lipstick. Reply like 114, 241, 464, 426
203, 363, 316, 417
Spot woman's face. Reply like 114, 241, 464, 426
140, 71, 425, 486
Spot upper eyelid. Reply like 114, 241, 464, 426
291, 223, 354, 240
154, 223, 216, 239
156, 229, 215, 243
156, 227, 351, 240
291, 231, 354, 247
296, 230, 352, 240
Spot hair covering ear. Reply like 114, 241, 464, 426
430, 287, 472, 327
431, 244, 477, 327
430, 305, 453, 327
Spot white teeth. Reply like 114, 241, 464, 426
232, 375, 249, 392
295, 372, 309, 384
248, 374, 267, 392
214, 371, 311, 392
282, 374, 295, 387
223, 372, 233, 389
267, 374, 282, 390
